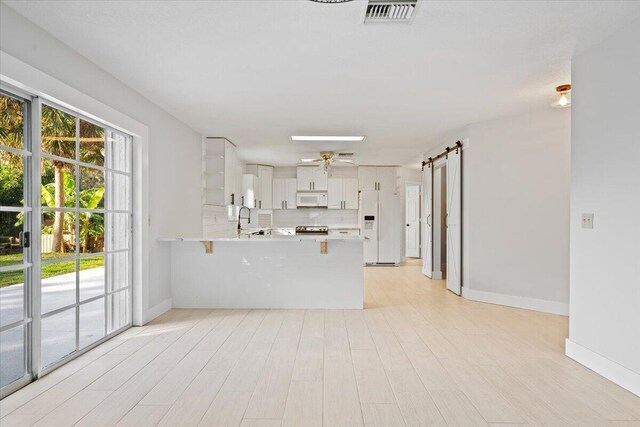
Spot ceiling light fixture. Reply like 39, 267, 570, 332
551, 84, 572, 108
291, 136, 365, 142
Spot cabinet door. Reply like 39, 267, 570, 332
285, 179, 297, 209
272, 179, 284, 209
358, 167, 377, 191
313, 168, 328, 191
376, 167, 397, 192
258, 166, 273, 209
242, 174, 257, 208
327, 178, 343, 209
224, 141, 235, 205
342, 179, 359, 209
297, 167, 314, 191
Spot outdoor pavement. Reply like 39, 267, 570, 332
0, 267, 106, 388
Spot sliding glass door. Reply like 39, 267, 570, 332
0, 88, 132, 396
39, 103, 132, 372
0, 91, 33, 394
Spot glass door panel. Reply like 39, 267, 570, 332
0, 91, 32, 394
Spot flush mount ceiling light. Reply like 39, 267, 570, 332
291, 136, 366, 142
551, 84, 572, 108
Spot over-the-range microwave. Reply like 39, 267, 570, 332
296, 192, 328, 208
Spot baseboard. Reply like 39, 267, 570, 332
566, 339, 640, 397
461, 287, 569, 316
142, 298, 172, 325
432, 271, 443, 280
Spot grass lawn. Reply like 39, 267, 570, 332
0, 253, 104, 288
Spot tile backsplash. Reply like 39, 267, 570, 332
272, 208, 358, 228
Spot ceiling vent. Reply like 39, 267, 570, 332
364, 0, 418, 23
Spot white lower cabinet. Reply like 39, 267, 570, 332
328, 178, 358, 210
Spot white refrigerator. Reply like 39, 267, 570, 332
360, 190, 401, 265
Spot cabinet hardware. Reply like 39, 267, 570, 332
231, 193, 235, 205
259, 200, 262, 209
285, 200, 288, 209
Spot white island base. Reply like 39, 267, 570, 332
163, 237, 364, 309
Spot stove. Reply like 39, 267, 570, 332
295, 225, 329, 235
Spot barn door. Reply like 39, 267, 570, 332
446, 147, 462, 295
422, 166, 433, 277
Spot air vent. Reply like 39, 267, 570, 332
337, 152, 354, 157
364, 0, 417, 23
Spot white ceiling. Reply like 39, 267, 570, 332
5, 0, 640, 167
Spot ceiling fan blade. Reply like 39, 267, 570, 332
335, 159, 355, 163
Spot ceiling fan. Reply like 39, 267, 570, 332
298, 151, 356, 171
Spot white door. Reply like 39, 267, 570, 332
358, 167, 377, 191
327, 178, 343, 209
422, 166, 433, 277
405, 184, 420, 258
343, 179, 359, 209
376, 167, 397, 192
446, 148, 462, 295
297, 167, 314, 191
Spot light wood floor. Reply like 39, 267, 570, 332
2, 261, 639, 427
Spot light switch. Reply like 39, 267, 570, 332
581, 213, 594, 229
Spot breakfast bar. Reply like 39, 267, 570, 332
160, 235, 364, 309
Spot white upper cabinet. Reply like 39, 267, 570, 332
313, 168, 328, 191
328, 178, 359, 210
297, 166, 328, 191
203, 137, 242, 207
242, 174, 258, 208
376, 167, 397, 192
297, 166, 314, 191
246, 164, 273, 209
343, 178, 359, 209
358, 166, 378, 191
358, 166, 397, 192
273, 178, 297, 209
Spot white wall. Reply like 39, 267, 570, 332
0, 4, 203, 323
566, 17, 640, 395
425, 107, 571, 315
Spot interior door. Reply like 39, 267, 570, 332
422, 166, 433, 277
446, 147, 462, 295
405, 184, 420, 258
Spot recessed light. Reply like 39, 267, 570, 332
291, 136, 365, 142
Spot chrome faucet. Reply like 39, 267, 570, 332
237, 206, 251, 235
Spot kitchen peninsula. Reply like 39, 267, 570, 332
160, 234, 364, 309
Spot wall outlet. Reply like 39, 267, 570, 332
581, 213, 594, 229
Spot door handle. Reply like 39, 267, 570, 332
406, 224, 410, 227
19, 231, 30, 248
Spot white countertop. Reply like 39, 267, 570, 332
159, 235, 364, 242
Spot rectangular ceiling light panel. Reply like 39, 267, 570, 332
291, 136, 366, 142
